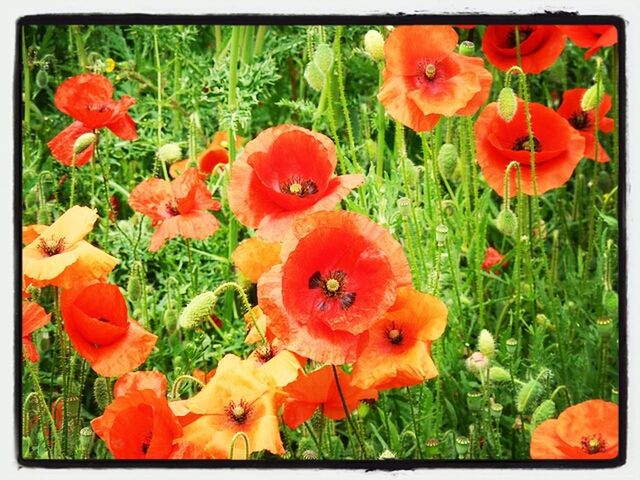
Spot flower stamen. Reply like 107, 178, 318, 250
38, 236, 66, 257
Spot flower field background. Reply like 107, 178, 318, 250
20, 23, 621, 462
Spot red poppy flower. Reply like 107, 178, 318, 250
482, 26, 566, 74
559, 25, 618, 59
22, 301, 51, 362
169, 132, 242, 179
129, 168, 221, 252
61, 282, 157, 377
378, 26, 492, 132
258, 210, 412, 365
530, 399, 618, 459
556, 88, 614, 163
91, 389, 207, 459
228, 125, 364, 241
182, 354, 286, 459
474, 98, 585, 197
482, 247, 507, 273
351, 287, 447, 391
114, 371, 168, 399
47, 74, 137, 167
282, 366, 378, 429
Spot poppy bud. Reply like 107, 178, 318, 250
425, 438, 440, 458
379, 449, 396, 460
506, 337, 518, 355
478, 329, 495, 358
497, 87, 518, 122
126, 269, 142, 303
157, 143, 182, 164
163, 306, 178, 331
517, 379, 543, 413
455, 436, 470, 457
531, 399, 556, 428
36, 69, 48, 88
466, 351, 489, 374
304, 61, 326, 92
458, 40, 475, 56
490, 402, 503, 419
73, 132, 97, 155
302, 450, 318, 460
581, 81, 604, 111
79, 426, 94, 457
178, 291, 219, 329
364, 30, 385, 61
603, 290, 618, 317
437, 143, 459, 178
467, 391, 482, 412
93, 377, 110, 412
489, 366, 511, 383
496, 207, 518, 237
595, 317, 614, 339
435, 224, 448, 245
313, 43, 334, 74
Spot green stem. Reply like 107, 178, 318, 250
406, 387, 424, 458
22, 27, 31, 165
331, 366, 367, 459
333, 26, 358, 171
153, 26, 169, 181
253, 26, 268, 57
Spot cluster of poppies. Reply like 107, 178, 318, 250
22, 23, 618, 461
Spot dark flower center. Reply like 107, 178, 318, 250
384, 322, 404, 345
165, 201, 180, 216
87, 102, 109, 113
38, 237, 66, 257
569, 111, 591, 130
225, 399, 252, 425
505, 26, 534, 49
512, 135, 542, 152
280, 176, 318, 198
254, 343, 275, 363
580, 433, 607, 454
308, 270, 357, 311
141, 431, 153, 455
416, 59, 442, 86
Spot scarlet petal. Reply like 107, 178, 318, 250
149, 211, 220, 252
47, 121, 95, 167
107, 111, 138, 141
129, 178, 174, 223
114, 371, 168, 399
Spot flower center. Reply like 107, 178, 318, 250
308, 270, 357, 310
255, 343, 274, 363
226, 400, 251, 424
87, 102, 109, 113
165, 201, 180, 216
280, 176, 319, 198
141, 431, 152, 455
512, 135, 542, 152
38, 236, 66, 257
425, 63, 437, 79
569, 111, 591, 130
580, 433, 607, 454
385, 322, 404, 345
505, 26, 533, 48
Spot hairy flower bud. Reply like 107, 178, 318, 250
158, 143, 182, 164
437, 143, 459, 179
581, 81, 604, 111
313, 43, 334, 74
496, 207, 518, 237
489, 366, 511, 383
379, 449, 396, 460
178, 292, 218, 329
517, 379, 543, 413
531, 399, 556, 428
304, 62, 326, 92
478, 329, 495, 358
364, 30, 385, 61
93, 377, 110, 411
498, 87, 518, 122
73, 132, 97, 155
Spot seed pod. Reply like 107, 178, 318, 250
467, 391, 482, 412
158, 143, 182, 164
73, 132, 97, 155
517, 379, 543, 413
581, 81, 604, 111
302, 450, 318, 460
498, 87, 518, 122
437, 143, 459, 178
425, 438, 440, 458
478, 329, 495, 358
35, 69, 48, 88
178, 291, 219, 329
490, 402, 504, 419
455, 436, 470, 457
304, 61, 325, 92
93, 377, 110, 411
364, 30, 385, 61
603, 290, 618, 317
489, 366, 511, 383
458, 40, 475, 56
595, 317, 614, 339
506, 337, 518, 355
531, 399, 556, 428
496, 207, 518, 237
435, 224, 448, 245
313, 43, 334, 74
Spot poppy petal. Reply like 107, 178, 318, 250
47, 121, 95, 167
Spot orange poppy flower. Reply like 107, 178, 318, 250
559, 25, 618, 59
22, 301, 51, 362
556, 88, 614, 163
47, 73, 137, 167
228, 125, 364, 241
530, 399, 618, 459
282, 366, 378, 429
377, 26, 492, 132
232, 237, 282, 284
192, 368, 217, 385
129, 168, 222, 252
482, 26, 566, 74
22, 206, 119, 290
91, 389, 207, 459
22, 224, 47, 245
247, 342, 304, 388
474, 98, 585, 197
258, 210, 412, 365
182, 354, 285, 459
169, 132, 242, 179
351, 287, 447, 390
114, 371, 168, 399
482, 246, 507, 273
61, 282, 157, 377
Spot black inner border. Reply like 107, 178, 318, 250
14, 12, 627, 470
